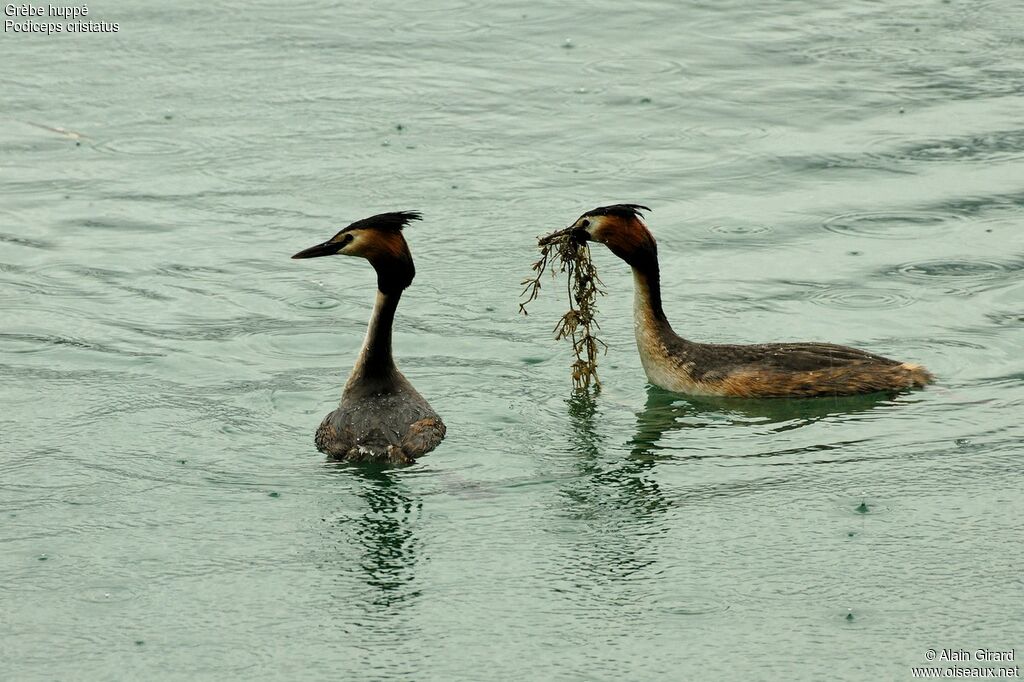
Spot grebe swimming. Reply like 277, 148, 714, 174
553, 204, 934, 398
292, 211, 445, 464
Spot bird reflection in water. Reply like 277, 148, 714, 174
564, 390, 670, 517
320, 463, 423, 609
629, 386, 902, 458
556, 391, 670, 596
555, 386, 900, 590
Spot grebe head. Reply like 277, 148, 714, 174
567, 204, 655, 269
292, 211, 421, 293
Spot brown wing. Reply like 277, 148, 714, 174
684, 341, 899, 382
668, 340, 930, 398
401, 417, 447, 459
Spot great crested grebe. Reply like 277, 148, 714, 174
292, 211, 445, 465
554, 204, 934, 398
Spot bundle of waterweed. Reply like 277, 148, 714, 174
519, 228, 607, 391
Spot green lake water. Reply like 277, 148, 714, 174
2, 1, 1023, 679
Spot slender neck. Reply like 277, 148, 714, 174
631, 258, 667, 324
353, 289, 401, 377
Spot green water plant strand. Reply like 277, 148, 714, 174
519, 230, 607, 391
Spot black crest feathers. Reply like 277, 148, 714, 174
582, 204, 651, 220
343, 211, 422, 234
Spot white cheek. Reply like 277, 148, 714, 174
590, 218, 616, 243
338, 238, 361, 256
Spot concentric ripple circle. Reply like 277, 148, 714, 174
92, 134, 210, 161
708, 223, 774, 238
889, 259, 1013, 283
804, 43, 928, 65
584, 57, 687, 76
822, 211, 962, 239
809, 287, 917, 309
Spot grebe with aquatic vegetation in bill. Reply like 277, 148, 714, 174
550, 204, 934, 398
